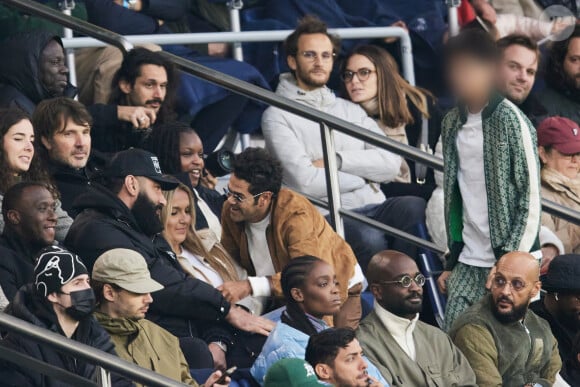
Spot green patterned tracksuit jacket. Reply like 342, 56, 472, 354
442, 93, 541, 271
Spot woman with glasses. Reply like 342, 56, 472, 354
250, 256, 386, 385
537, 116, 580, 258
342, 45, 441, 201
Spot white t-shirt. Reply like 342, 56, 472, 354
456, 111, 496, 267
245, 213, 276, 297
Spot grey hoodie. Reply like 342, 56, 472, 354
262, 73, 401, 210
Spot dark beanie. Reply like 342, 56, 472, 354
34, 245, 88, 297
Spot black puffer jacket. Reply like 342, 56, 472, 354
0, 284, 128, 386
0, 32, 77, 114
0, 229, 48, 302
64, 185, 231, 338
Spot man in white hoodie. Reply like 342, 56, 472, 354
262, 15, 426, 271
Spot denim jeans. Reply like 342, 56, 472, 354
328, 196, 426, 273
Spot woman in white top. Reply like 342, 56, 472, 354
161, 182, 264, 315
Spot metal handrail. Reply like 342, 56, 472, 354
0, 313, 185, 387
2, 0, 580, 230
60, 27, 415, 85
2, 0, 134, 54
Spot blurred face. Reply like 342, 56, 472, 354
497, 45, 538, 104
226, 174, 271, 224
539, 147, 580, 179
288, 33, 334, 91
120, 64, 167, 112
107, 286, 153, 320
179, 131, 205, 188
564, 38, 580, 90
371, 258, 423, 320
344, 54, 378, 104
329, 340, 371, 387
294, 261, 341, 319
3, 119, 34, 175
448, 55, 495, 108
42, 118, 91, 169
162, 188, 192, 250
39, 39, 69, 97
553, 292, 580, 330
14, 186, 57, 245
491, 260, 540, 324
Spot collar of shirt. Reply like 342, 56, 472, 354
374, 300, 419, 359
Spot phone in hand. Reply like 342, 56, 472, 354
214, 366, 237, 385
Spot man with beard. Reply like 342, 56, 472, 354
530, 254, 580, 383
540, 25, 580, 124
65, 148, 273, 366
496, 34, 547, 127
450, 252, 561, 387
305, 328, 384, 387
87, 47, 176, 154
357, 250, 476, 386
262, 15, 425, 273
33, 97, 106, 215
0, 245, 128, 386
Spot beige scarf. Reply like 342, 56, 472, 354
361, 98, 411, 184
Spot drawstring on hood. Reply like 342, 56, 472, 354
276, 73, 336, 109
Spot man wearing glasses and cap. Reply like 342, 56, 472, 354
357, 250, 476, 387
450, 251, 561, 387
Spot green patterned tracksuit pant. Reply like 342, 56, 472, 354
443, 262, 492, 332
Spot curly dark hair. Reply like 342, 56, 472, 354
232, 147, 283, 196
109, 47, 177, 124
0, 108, 53, 195
305, 327, 357, 368
143, 121, 198, 175
545, 25, 580, 92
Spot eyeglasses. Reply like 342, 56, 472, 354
491, 276, 529, 292
377, 274, 426, 288
341, 68, 376, 83
299, 51, 336, 62
223, 187, 267, 203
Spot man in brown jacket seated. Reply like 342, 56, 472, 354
450, 251, 562, 387
219, 147, 364, 328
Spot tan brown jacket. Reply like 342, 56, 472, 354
541, 168, 580, 254
221, 188, 356, 300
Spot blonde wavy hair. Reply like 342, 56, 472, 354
161, 183, 239, 283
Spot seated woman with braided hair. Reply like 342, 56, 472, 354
250, 256, 386, 385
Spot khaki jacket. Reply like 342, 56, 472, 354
94, 312, 198, 387
221, 188, 356, 300
358, 309, 477, 387
541, 168, 580, 254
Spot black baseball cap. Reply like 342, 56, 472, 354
103, 148, 179, 190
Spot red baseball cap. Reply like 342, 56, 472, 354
537, 116, 580, 155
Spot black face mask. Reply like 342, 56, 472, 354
61, 288, 96, 320
131, 192, 164, 237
